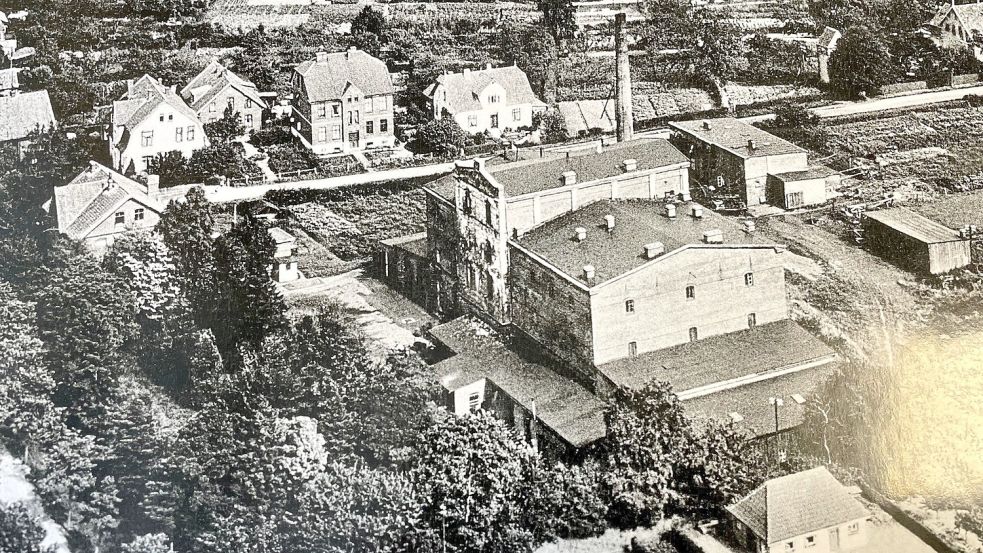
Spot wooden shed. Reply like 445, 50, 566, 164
862, 208, 971, 275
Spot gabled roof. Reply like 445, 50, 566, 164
0, 90, 55, 142
865, 207, 964, 244
54, 161, 164, 240
727, 467, 869, 544
112, 74, 201, 134
294, 49, 394, 102
180, 60, 265, 112
427, 65, 546, 113
950, 3, 983, 32
670, 117, 805, 159
267, 227, 295, 245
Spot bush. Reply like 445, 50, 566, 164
266, 143, 318, 174
534, 109, 568, 144
414, 118, 469, 156
250, 125, 293, 148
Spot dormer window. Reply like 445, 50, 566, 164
489, 94, 500, 104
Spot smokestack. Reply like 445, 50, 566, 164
583, 265, 596, 285
615, 13, 634, 143
575, 227, 587, 241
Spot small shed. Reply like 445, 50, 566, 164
268, 227, 299, 282
767, 166, 841, 209
863, 208, 971, 275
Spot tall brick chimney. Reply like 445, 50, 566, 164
615, 12, 634, 143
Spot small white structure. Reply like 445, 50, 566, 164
268, 227, 299, 282
817, 27, 842, 84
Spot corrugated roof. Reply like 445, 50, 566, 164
180, 60, 265, 112
670, 117, 805, 159
597, 319, 836, 393
514, 199, 771, 285
428, 66, 546, 114
727, 467, 869, 544
488, 138, 689, 197
0, 90, 55, 142
430, 316, 607, 448
294, 49, 394, 102
864, 207, 963, 244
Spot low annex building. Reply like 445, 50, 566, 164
670, 117, 840, 210
0, 89, 56, 146
290, 48, 396, 154
727, 467, 870, 553
181, 60, 266, 132
862, 207, 972, 275
50, 161, 171, 253
424, 65, 548, 135
108, 75, 208, 175
422, 138, 692, 322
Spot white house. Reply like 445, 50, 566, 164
109, 75, 208, 175
424, 65, 548, 136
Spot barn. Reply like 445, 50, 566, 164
863, 208, 972, 275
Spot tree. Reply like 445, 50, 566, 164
415, 118, 469, 157
146, 151, 191, 187
210, 212, 286, 355
772, 102, 820, 129
121, 534, 172, 553
806, 0, 870, 31
203, 105, 246, 144
18, 65, 54, 92
956, 507, 983, 544
0, 502, 50, 553
537, 0, 577, 45
351, 6, 387, 54
534, 110, 568, 144
829, 26, 899, 99
185, 142, 256, 184
155, 186, 216, 324
641, 0, 746, 81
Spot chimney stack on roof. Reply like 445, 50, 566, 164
644, 242, 665, 259
346, 46, 357, 59
575, 227, 587, 242
562, 170, 577, 186
463, 68, 471, 74
666, 203, 677, 219
703, 229, 724, 244
744, 220, 756, 233
604, 214, 615, 232
691, 205, 704, 219
702, 120, 711, 130
316, 51, 328, 63
486, 62, 493, 70
583, 265, 596, 285
622, 158, 638, 172
747, 139, 757, 151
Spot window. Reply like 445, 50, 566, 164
847, 523, 859, 535
134, 208, 145, 221
246, 99, 253, 109
380, 118, 388, 133
748, 313, 757, 329
365, 98, 373, 113
142, 156, 154, 168
331, 125, 342, 140
463, 190, 473, 215
227, 97, 235, 109
375, 96, 387, 111
332, 104, 341, 117
114, 211, 125, 225
628, 341, 638, 357
685, 285, 695, 299
485, 274, 494, 299
513, 107, 521, 121
366, 121, 374, 134
689, 327, 698, 342
317, 127, 328, 142
187, 127, 195, 141
141, 130, 153, 147
468, 114, 478, 127
805, 536, 815, 548
318, 105, 327, 119
625, 299, 635, 313
745, 272, 754, 286
489, 94, 500, 104
468, 392, 481, 412
209, 102, 216, 113
483, 242, 493, 263
245, 114, 253, 125
175, 127, 183, 142
168, 114, 173, 121
159, 115, 164, 122
485, 200, 493, 226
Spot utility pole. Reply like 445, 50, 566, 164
769, 397, 784, 435
614, 12, 634, 142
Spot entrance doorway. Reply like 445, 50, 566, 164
490, 114, 499, 128
348, 132, 359, 149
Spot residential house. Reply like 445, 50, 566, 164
0, 89, 55, 147
423, 139, 691, 322
424, 65, 548, 136
728, 467, 870, 553
181, 60, 266, 132
929, 1, 983, 47
268, 227, 299, 282
290, 48, 396, 154
50, 161, 168, 254
670, 117, 841, 210
109, 75, 208, 175
817, 27, 841, 84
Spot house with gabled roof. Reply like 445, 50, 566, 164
0, 89, 55, 145
290, 47, 396, 154
929, 1, 983, 47
425, 65, 548, 136
109, 74, 208, 175
50, 161, 168, 253
727, 467, 869, 553
181, 60, 266, 132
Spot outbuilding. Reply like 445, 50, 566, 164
863, 207, 971, 275
767, 166, 842, 209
